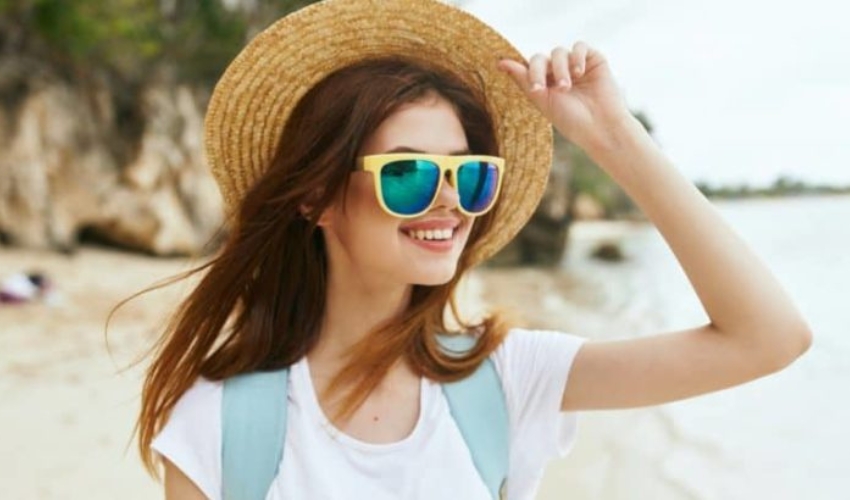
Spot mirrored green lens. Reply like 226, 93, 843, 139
379, 160, 440, 216
457, 161, 499, 213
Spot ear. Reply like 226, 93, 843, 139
316, 205, 335, 228
299, 203, 333, 228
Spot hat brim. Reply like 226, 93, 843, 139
205, 0, 553, 266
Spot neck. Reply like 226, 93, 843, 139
308, 265, 412, 372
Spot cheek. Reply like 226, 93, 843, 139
337, 178, 402, 244
347, 176, 393, 223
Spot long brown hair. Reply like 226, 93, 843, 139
132, 55, 513, 474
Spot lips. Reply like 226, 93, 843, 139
399, 217, 461, 232
399, 217, 462, 242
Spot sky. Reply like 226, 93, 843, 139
462, 0, 850, 187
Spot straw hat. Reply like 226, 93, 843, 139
205, 0, 553, 265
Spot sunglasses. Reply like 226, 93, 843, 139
355, 153, 505, 218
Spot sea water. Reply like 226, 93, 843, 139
548, 195, 850, 499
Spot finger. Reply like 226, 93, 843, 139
584, 43, 607, 67
569, 41, 589, 78
497, 58, 531, 92
527, 53, 549, 93
550, 46, 571, 90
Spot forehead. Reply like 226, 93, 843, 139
360, 95, 469, 155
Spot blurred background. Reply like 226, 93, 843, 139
1, 0, 847, 498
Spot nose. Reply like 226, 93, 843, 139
432, 171, 460, 212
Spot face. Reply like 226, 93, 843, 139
318, 92, 474, 288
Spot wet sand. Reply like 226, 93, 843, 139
0, 221, 677, 499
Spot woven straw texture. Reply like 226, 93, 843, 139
204, 0, 553, 265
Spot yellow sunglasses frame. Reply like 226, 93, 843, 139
355, 153, 506, 218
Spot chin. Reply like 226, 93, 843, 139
410, 263, 459, 286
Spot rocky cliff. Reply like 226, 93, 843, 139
0, 57, 223, 255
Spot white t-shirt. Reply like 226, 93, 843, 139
152, 328, 586, 500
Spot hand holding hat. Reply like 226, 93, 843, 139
497, 42, 635, 157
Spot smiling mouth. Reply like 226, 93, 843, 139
402, 227, 455, 241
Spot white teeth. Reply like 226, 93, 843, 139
405, 228, 454, 241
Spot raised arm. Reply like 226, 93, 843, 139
498, 43, 812, 411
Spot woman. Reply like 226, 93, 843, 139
134, 0, 812, 499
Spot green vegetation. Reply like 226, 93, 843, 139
695, 176, 850, 199
561, 135, 635, 217
0, 0, 319, 83
554, 111, 655, 219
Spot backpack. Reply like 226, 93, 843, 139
221, 334, 509, 500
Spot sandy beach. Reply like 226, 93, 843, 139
0, 221, 651, 499
1, 247, 192, 498
4, 204, 836, 499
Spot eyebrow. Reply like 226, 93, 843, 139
384, 146, 472, 155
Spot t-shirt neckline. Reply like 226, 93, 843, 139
294, 356, 429, 453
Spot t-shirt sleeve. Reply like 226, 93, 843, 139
490, 328, 587, 495
151, 377, 223, 500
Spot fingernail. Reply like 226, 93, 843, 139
530, 82, 544, 92
558, 79, 570, 88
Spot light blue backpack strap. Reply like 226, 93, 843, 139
437, 334, 509, 500
222, 369, 289, 500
